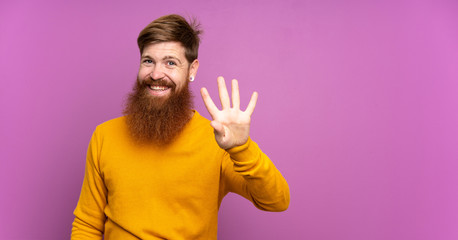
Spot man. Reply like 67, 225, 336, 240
72, 14, 290, 239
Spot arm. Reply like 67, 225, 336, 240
201, 76, 290, 211
71, 128, 107, 239
222, 138, 290, 211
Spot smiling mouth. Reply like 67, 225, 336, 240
148, 85, 170, 91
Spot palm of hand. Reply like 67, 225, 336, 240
201, 76, 258, 150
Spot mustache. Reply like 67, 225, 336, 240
138, 77, 176, 89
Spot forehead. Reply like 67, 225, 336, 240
142, 41, 186, 59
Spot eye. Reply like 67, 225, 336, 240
167, 61, 176, 66
143, 59, 153, 64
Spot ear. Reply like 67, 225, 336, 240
189, 59, 199, 80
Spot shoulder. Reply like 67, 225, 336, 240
191, 111, 211, 125
185, 111, 214, 135
91, 116, 129, 141
96, 116, 127, 131
98, 116, 126, 128
176, 111, 223, 149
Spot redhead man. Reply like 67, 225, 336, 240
71, 14, 289, 240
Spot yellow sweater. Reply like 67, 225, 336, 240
72, 111, 290, 239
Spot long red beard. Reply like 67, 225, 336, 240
123, 77, 193, 145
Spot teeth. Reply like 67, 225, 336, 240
149, 85, 168, 91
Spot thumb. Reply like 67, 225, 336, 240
210, 121, 225, 137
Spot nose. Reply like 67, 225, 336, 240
150, 65, 165, 81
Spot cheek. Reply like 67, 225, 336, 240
138, 68, 149, 78
138, 65, 154, 76
176, 73, 189, 86
167, 69, 179, 78
167, 71, 183, 83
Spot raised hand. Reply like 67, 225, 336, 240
200, 76, 258, 150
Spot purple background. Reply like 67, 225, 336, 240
1, 0, 457, 239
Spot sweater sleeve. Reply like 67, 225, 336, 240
221, 138, 290, 212
71, 128, 107, 239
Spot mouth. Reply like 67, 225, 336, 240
147, 84, 172, 96
148, 85, 170, 91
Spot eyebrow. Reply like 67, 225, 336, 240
141, 55, 182, 64
163, 55, 182, 64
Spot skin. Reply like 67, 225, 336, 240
201, 77, 258, 150
139, 41, 258, 150
139, 42, 199, 98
